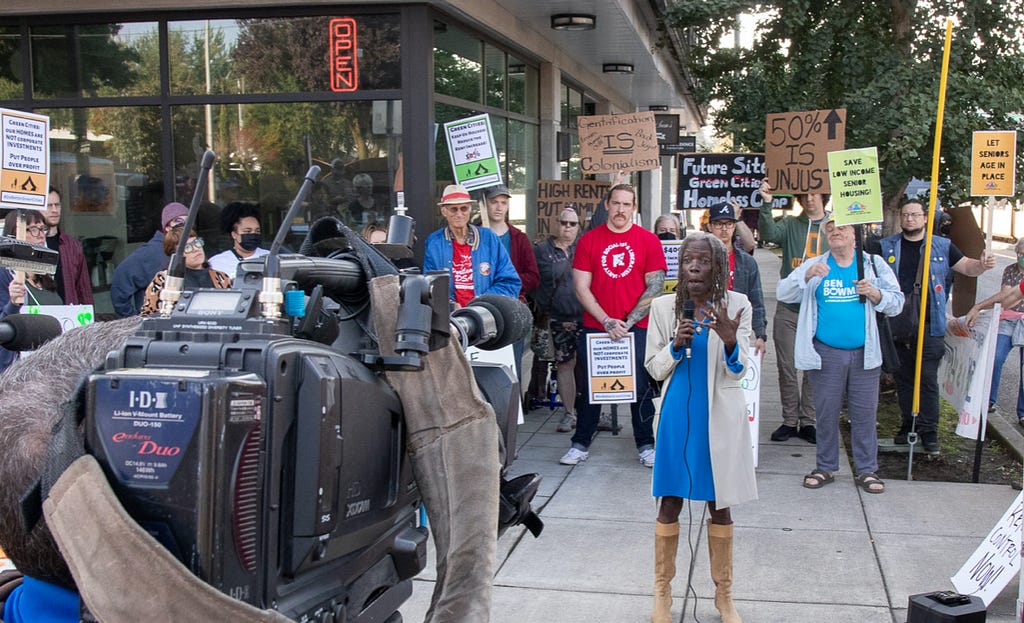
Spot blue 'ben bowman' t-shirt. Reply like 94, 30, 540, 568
814, 255, 865, 350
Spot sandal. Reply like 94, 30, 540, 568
856, 473, 885, 494
802, 470, 834, 489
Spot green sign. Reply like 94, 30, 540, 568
827, 147, 882, 225
443, 114, 502, 191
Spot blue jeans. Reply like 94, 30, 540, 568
571, 326, 656, 452
989, 333, 1024, 418
808, 340, 880, 475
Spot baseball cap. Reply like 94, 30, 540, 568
483, 184, 511, 201
438, 184, 473, 206
160, 202, 189, 229
707, 200, 738, 222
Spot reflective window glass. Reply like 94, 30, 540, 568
0, 26, 22, 100
434, 23, 482, 103
172, 100, 400, 249
507, 56, 537, 116
31, 23, 160, 98
168, 15, 400, 95
484, 44, 505, 110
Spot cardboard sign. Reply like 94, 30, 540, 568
677, 153, 787, 211
971, 130, 1017, 197
941, 309, 999, 440
536, 179, 610, 236
1, 108, 50, 211
765, 108, 846, 194
951, 490, 1023, 605
827, 147, 883, 225
586, 333, 637, 403
578, 112, 660, 174
443, 114, 502, 190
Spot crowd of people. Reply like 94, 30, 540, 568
0, 175, 1014, 623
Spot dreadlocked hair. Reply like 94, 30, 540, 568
674, 231, 730, 320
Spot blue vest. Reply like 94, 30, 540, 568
878, 234, 952, 337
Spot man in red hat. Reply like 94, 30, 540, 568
424, 184, 521, 308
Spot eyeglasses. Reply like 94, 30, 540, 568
559, 220, 579, 227
184, 238, 205, 253
445, 205, 472, 213
901, 212, 925, 219
26, 225, 48, 237
709, 221, 736, 229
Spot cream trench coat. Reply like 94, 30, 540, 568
645, 291, 759, 509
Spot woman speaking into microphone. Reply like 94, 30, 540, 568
644, 231, 757, 623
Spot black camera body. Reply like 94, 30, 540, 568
83, 268, 432, 622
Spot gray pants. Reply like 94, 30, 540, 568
807, 340, 881, 475
773, 305, 816, 427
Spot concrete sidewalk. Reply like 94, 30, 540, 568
400, 247, 1022, 623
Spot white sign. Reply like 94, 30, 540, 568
940, 308, 999, 440
17, 304, 94, 360
742, 350, 763, 468
443, 114, 502, 191
1, 108, 50, 210
951, 490, 1023, 605
463, 344, 523, 424
586, 333, 637, 403
661, 240, 682, 294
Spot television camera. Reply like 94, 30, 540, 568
30, 153, 542, 622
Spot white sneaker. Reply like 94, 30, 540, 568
559, 447, 589, 465
638, 448, 655, 468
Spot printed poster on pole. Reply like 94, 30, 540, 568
443, 114, 502, 191
586, 333, 637, 404
826, 147, 883, 226
970, 130, 1016, 197
1, 108, 50, 211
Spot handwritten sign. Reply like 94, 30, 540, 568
536, 179, 610, 236
1, 108, 50, 211
951, 490, 1023, 605
443, 114, 502, 190
765, 108, 846, 194
578, 111, 660, 174
676, 153, 790, 211
586, 333, 637, 403
971, 130, 1017, 197
827, 147, 883, 225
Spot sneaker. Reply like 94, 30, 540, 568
559, 447, 589, 465
798, 425, 817, 444
921, 432, 940, 456
556, 413, 577, 433
770, 424, 798, 441
988, 403, 997, 414
638, 448, 656, 468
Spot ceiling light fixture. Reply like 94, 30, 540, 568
551, 14, 596, 31
602, 63, 634, 74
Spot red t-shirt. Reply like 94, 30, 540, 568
573, 224, 668, 329
452, 240, 475, 308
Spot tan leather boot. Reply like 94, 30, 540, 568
707, 520, 742, 623
652, 521, 679, 623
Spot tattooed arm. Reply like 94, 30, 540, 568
624, 269, 666, 330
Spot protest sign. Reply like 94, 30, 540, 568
464, 344, 523, 424
1, 108, 50, 211
971, 130, 1017, 197
765, 108, 846, 194
586, 333, 637, 403
443, 114, 502, 190
676, 153, 791, 211
742, 351, 762, 468
941, 308, 999, 440
951, 490, 1023, 605
827, 147, 883, 225
661, 240, 682, 294
536, 179, 610, 236
578, 112, 660, 174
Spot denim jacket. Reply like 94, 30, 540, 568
423, 224, 521, 301
776, 251, 904, 370
878, 234, 952, 337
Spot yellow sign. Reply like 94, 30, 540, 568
1, 108, 49, 211
827, 147, 883, 226
971, 130, 1017, 197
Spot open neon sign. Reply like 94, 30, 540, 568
329, 18, 359, 92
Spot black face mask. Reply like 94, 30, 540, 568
657, 231, 678, 241
239, 233, 262, 252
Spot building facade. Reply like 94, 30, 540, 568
1, 1, 699, 315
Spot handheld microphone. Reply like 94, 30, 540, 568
682, 299, 695, 359
0, 314, 62, 351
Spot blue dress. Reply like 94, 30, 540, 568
652, 329, 742, 501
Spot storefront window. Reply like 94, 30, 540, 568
172, 100, 401, 249
560, 84, 585, 179
484, 44, 505, 110
507, 55, 537, 117
434, 23, 482, 104
30, 23, 160, 99
0, 26, 22, 100
37, 105, 165, 315
168, 15, 401, 95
